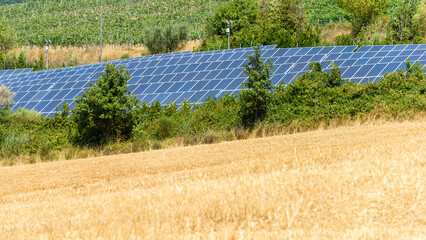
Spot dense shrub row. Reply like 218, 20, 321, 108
0, 49, 425, 165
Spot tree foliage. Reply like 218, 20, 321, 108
144, 24, 188, 54
335, 0, 389, 37
206, 0, 258, 36
202, 0, 321, 49
0, 85, 14, 109
1, 60, 425, 164
238, 46, 274, 128
387, 0, 424, 42
71, 64, 140, 146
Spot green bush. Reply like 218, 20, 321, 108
154, 117, 175, 140
0, 132, 29, 162
202, 0, 321, 50
336, 34, 355, 45
387, 0, 424, 43
71, 64, 140, 146
238, 46, 274, 128
335, 0, 389, 37
1, 57, 425, 166
0, 85, 15, 109
144, 24, 189, 54
121, 53, 130, 59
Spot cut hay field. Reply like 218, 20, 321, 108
0, 121, 425, 239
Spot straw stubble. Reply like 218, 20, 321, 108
0, 121, 425, 239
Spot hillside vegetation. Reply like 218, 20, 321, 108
0, 0, 227, 46
0, 0, 425, 70
1, 0, 424, 47
0, 121, 424, 238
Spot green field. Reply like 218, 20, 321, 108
0, 0, 228, 46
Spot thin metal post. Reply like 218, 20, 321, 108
225, 20, 233, 50
228, 34, 230, 50
45, 39, 51, 70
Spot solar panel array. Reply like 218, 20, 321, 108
0, 68, 33, 78
0, 44, 425, 116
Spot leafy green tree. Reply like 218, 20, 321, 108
203, 0, 320, 49
71, 64, 140, 146
16, 51, 26, 68
0, 85, 14, 110
144, 24, 188, 54
238, 46, 274, 128
202, 0, 258, 49
336, 0, 389, 37
206, 0, 258, 36
387, 0, 423, 42
241, 0, 309, 47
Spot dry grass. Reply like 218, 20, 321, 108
17, 40, 201, 68
0, 121, 425, 239
321, 22, 352, 43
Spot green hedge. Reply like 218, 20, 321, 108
1, 60, 425, 165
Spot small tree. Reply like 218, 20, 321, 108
71, 64, 140, 146
238, 46, 274, 128
388, 1, 423, 42
143, 24, 188, 54
0, 85, 14, 110
336, 0, 389, 37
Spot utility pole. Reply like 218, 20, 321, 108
45, 39, 51, 70
225, 20, 233, 50
100, 0, 103, 62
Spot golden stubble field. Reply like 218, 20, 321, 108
0, 121, 425, 239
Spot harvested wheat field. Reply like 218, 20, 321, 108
0, 121, 425, 239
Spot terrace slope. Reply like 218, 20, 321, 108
0, 121, 425, 239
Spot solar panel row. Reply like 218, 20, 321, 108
0, 44, 425, 117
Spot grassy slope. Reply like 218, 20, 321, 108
0, 0, 226, 45
0, 121, 424, 239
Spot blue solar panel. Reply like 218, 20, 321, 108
353, 65, 374, 78
171, 73, 187, 82
167, 82, 185, 92
2, 44, 425, 115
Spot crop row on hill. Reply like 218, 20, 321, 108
2, 0, 421, 47
0, 0, 228, 45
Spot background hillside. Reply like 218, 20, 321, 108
1, 0, 422, 47
0, 0, 228, 46
2, 0, 350, 46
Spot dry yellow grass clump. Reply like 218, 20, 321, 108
18, 40, 201, 68
320, 22, 352, 43
0, 121, 425, 239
